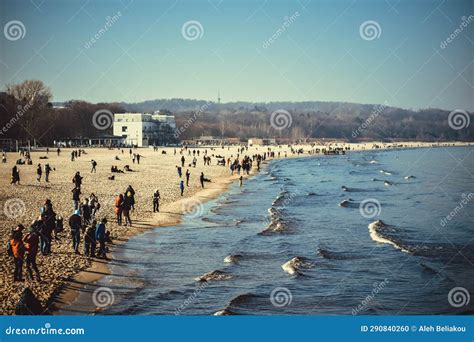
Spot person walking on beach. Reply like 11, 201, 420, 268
44, 163, 52, 182
180, 180, 184, 196
84, 220, 96, 258
23, 225, 41, 281
8, 228, 25, 282
125, 185, 136, 211
200, 172, 205, 188
181, 155, 185, 167
90, 159, 97, 173
33, 216, 46, 257
153, 190, 160, 213
36, 163, 42, 182
69, 209, 82, 254
11, 166, 20, 185
54, 216, 64, 240
41, 199, 56, 255
185, 169, 190, 187
57, 147, 60, 156
239, 175, 243, 187
89, 193, 99, 217
81, 199, 92, 225
136, 154, 141, 164
72, 171, 83, 190
72, 187, 81, 210
114, 194, 123, 225
176, 166, 182, 178
95, 218, 107, 259
122, 196, 132, 227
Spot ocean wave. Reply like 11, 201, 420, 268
272, 190, 289, 206
213, 308, 237, 315
258, 220, 290, 235
341, 186, 384, 193
195, 270, 233, 282
317, 248, 356, 260
228, 293, 258, 306
368, 220, 410, 253
224, 254, 243, 263
281, 256, 314, 275
338, 199, 357, 208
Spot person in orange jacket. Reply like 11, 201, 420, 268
114, 194, 123, 225
9, 228, 25, 282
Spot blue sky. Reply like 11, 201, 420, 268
0, 0, 473, 110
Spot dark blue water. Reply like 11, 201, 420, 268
100, 147, 474, 315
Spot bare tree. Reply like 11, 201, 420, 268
6, 80, 52, 105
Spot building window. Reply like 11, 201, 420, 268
122, 126, 128, 132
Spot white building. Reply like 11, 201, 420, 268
114, 113, 173, 147
152, 111, 176, 129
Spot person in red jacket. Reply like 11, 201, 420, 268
10, 229, 25, 282
114, 194, 123, 225
23, 224, 41, 281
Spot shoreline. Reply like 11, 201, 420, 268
49, 159, 266, 315
48, 142, 473, 315
2, 142, 470, 315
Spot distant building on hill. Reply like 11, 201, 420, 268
113, 112, 176, 147
248, 138, 276, 146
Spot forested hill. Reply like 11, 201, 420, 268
121, 98, 473, 141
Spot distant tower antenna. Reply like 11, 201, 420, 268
218, 91, 221, 104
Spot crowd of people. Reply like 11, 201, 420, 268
4, 144, 273, 286
7, 194, 110, 283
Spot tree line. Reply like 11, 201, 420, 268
1, 80, 472, 146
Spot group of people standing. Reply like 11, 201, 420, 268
6, 195, 110, 283
114, 185, 135, 227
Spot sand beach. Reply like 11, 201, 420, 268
0, 141, 469, 315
